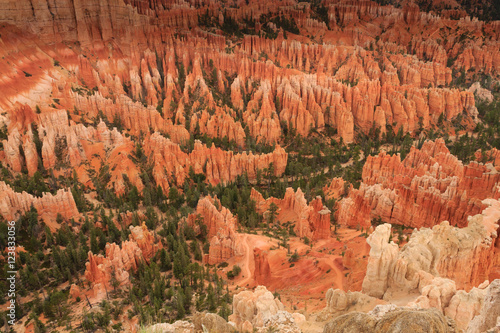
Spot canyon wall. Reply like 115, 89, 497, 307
187, 195, 243, 265
0, 181, 79, 228
337, 139, 500, 229
1, 0, 496, 151
83, 223, 159, 294
362, 198, 499, 294
251, 187, 331, 240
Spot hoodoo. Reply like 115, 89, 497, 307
1, 0, 499, 332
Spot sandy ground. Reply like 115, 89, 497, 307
220, 224, 371, 314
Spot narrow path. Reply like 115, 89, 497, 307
321, 255, 344, 290
238, 234, 253, 287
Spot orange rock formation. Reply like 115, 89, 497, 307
362, 198, 500, 295
0, 181, 79, 228
251, 187, 331, 240
323, 177, 346, 200
145, 133, 287, 192
84, 223, 159, 292
1, 0, 495, 151
187, 196, 243, 265
337, 139, 500, 229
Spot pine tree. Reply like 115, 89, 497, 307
128, 185, 140, 210
110, 268, 120, 291
98, 231, 107, 251
26, 205, 39, 237
90, 229, 99, 254
193, 243, 202, 261
267, 202, 279, 229
44, 226, 54, 247
173, 252, 183, 279
159, 249, 172, 272
206, 284, 216, 312
218, 300, 230, 320
176, 289, 185, 319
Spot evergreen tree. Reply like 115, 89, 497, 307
159, 249, 172, 272
90, 229, 99, 254
176, 289, 185, 318
206, 284, 216, 312
267, 202, 279, 228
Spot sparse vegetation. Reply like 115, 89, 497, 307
1, 2, 498, 331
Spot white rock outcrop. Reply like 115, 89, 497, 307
229, 286, 303, 332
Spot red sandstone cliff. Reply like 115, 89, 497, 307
251, 187, 331, 240
145, 132, 287, 192
0, 181, 79, 229
1, 0, 493, 150
187, 196, 243, 265
362, 198, 500, 294
84, 223, 159, 292
337, 139, 500, 229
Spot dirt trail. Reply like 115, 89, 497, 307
247, 154, 359, 186
238, 234, 254, 287
321, 255, 344, 289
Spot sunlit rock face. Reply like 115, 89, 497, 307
337, 139, 500, 230
1, 0, 500, 332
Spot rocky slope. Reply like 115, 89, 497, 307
80, 223, 159, 297
251, 187, 332, 240
337, 139, 500, 229
1, 0, 497, 152
324, 307, 457, 333
187, 195, 243, 265
0, 181, 79, 228
0, 0, 499, 332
